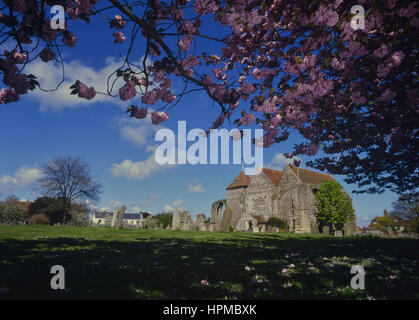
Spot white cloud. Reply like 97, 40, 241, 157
0, 166, 43, 194
110, 145, 177, 180
24, 57, 148, 110
14, 167, 44, 187
186, 180, 206, 193
163, 199, 184, 213
268, 153, 302, 170
163, 205, 174, 212
115, 113, 159, 147
131, 205, 141, 212
173, 199, 184, 207
110, 200, 123, 208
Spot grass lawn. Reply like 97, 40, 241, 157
0, 225, 418, 300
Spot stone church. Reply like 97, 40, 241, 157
210, 165, 356, 234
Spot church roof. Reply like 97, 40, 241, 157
261, 168, 283, 186
290, 167, 336, 185
226, 171, 251, 189
226, 166, 335, 189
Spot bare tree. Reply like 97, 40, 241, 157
390, 194, 419, 233
39, 156, 102, 223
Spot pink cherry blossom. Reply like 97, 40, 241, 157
0, 88, 19, 104
178, 35, 193, 51
39, 49, 56, 63
119, 80, 136, 101
130, 106, 147, 119
151, 111, 169, 125
62, 32, 77, 48
75, 81, 96, 100
110, 15, 126, 30
113, 32, 126, 43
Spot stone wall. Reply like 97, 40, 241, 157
226, 188, 245, 230
220, 206, 233, 232
172, 209, 193, 230
244, 173, 276, 220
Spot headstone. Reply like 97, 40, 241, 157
111, 206, 126, 229
343, 221, 356, 236
334, 230, 343, 237
322, 226, 330, 235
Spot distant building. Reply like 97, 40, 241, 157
367, 210, 408, 234
92, 209, 151, 227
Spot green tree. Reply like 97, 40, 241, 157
154, 212, 173, 229
314, 181, 355, 232
0, 196, 26, 225
373, 210, 396, 235
266, 217, 288, 230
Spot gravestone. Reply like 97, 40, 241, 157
334, 230, 343, 237
322, 226, 330, 235
343, 221, 357, 236
111, 206, 126, 229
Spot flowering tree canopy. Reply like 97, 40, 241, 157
0, 0, 418, 194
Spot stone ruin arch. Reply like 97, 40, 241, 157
210, 199, 226, 231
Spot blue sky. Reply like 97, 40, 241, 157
0, 10, 398, 227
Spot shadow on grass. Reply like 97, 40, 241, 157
0, 233, 418, 299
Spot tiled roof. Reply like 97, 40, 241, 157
226, 171, 251, 189
94, 212, 112, 218
261, 168, 283, 186
290, 167, 336, 185
226, 168, 283, 190
226, 166, 335, 189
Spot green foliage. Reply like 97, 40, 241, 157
266, 217, 288, 230
154, 212, 173, 229
0, 196, 26, 225
374, 215, 394, 230
314, 181, 355, 230
27, 197, 67, 225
